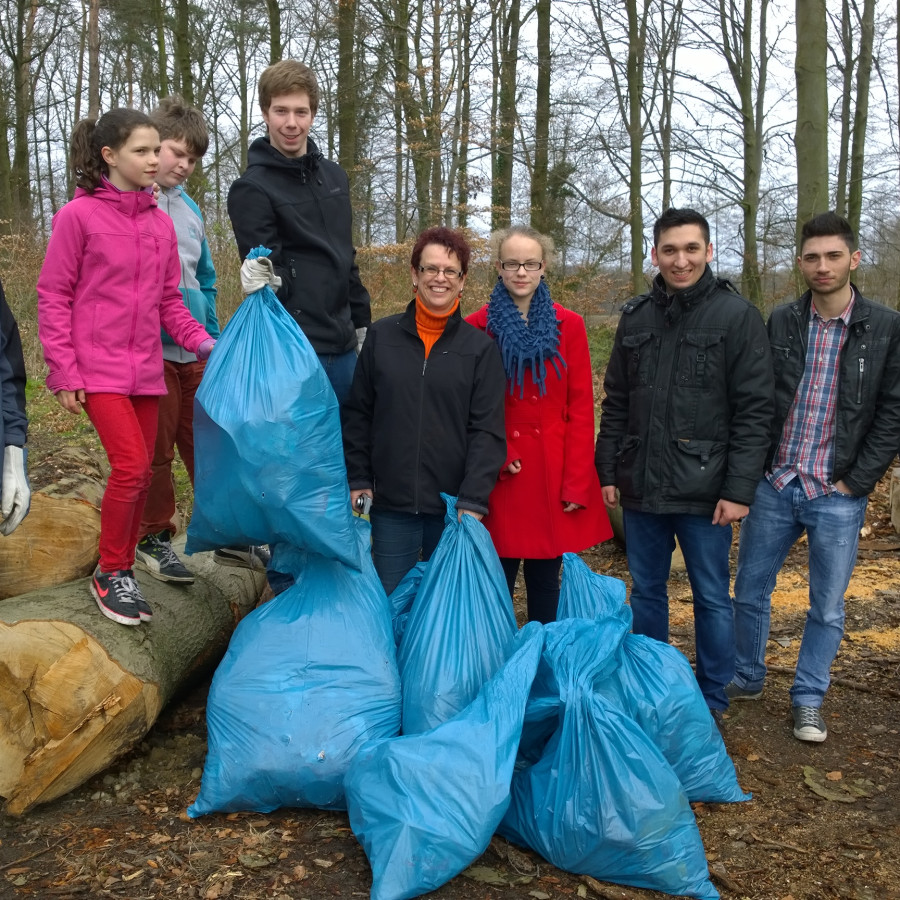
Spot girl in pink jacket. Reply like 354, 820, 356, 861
38, 108, 215, 626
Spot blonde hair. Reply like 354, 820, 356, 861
490, 225, 556, 268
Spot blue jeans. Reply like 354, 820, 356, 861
317, 349, 358, 406
733, 478, 867, 708
370, 509, 446, 595
623, 508, 735, 710
266, 349, 359, 595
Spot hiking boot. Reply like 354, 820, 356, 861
135, 531, 194, 583
792, 705, 827, 742
725, 681, 764, 701
91, 567, 143, 626
213, 545, 271, 572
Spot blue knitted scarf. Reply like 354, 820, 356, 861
486, 277, 565, 398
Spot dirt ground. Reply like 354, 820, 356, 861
2, 416, 899, 899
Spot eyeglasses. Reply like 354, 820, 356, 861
500, 260, 543, 271
418, 265, 463, 279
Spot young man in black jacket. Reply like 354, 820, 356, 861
228, 59, 371, 405
728, 212, 900, 742
595, 208, 774, 724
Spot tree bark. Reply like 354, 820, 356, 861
0, 542, 264, 816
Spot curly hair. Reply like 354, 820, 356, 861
410, 226, 472, 274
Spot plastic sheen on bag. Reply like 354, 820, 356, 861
398, 494, 518, 735
187, 518, 400, 816
346, 623, 543, 900
186, 245, 359, 569
500, 619, 720, 900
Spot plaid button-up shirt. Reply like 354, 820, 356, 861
768, 292, 856, 499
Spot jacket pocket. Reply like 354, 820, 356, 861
615, 434, 644, 498
671, 438, 727, 504
677, 332, 724, 388
621, 331, 655, 387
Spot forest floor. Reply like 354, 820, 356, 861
1, 396, 899, 900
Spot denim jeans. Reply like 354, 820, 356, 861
370, 509, 446, 595
316, 349, 358, 406
733, 478, 867, 708
266, 349, 359, 594
623, 508, 736, 710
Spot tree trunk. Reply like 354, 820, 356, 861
530, 0, 551, 234
847, 0, 875, 236
0, 541, 264, 816
794, 0, 829, 248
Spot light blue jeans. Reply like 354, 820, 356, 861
732, 478, 867, 708
623, 508, 736, 711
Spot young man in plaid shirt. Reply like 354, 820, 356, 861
729, 212, 900, 742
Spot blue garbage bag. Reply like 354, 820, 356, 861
387, 562, 426, 646
186, 246, 359, 569
398, 494, 518, 734
557, 551, 628, 622
604, 635, 750, 804
187, 518, 400, 816
558, 554, 748, 804
500, 619, 720, 900
346, 623, 543, 900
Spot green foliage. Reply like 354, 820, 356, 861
586, 324, 616, 373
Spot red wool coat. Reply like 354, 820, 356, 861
466, 303, 612, 559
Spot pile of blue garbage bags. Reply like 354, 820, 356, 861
184, 250, 748, 900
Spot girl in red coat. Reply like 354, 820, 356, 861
467, 226, 612, 622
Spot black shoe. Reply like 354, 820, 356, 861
725, 681, 763, 701
91, 567, 143, 626
135, 531, 194, 583
792, 705, 827, 742
710, 708, 726, 731
213, 545, 271, 571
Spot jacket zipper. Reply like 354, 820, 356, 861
857, 358, 865, 404
413, 357, 427, 513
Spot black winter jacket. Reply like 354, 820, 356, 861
227, 136, 371, 354
342, 301, 507, 516
766, 288, 900, 496
596, 266, 774, 515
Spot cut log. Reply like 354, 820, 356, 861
0, 538, 264, 815
0, 473, 105, 600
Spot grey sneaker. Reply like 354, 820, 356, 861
91, 567, 144, 626
135, 531, 194, 584
792, 705, 827, 742
213, 545, 271, 572
725, 681, 764, 701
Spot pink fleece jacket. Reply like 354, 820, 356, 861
38, 180, 212, 396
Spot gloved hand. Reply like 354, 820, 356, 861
0, 445, 31, 536
240, 256, 282, 295
197, 338, 216, 361
355, 327, 367, 355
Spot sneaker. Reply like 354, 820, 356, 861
792, 705, 828, 742
91, 567, 143, 626
135, 531, 194, 583
725, 681, 764, 701
213, 545, 271, 572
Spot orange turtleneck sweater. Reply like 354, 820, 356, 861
415, 295, 460, 358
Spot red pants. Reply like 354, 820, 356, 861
140, 359, 206, 538
84, 393, 159, 572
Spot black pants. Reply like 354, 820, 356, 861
500, 556, 563, 624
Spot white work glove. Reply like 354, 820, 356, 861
240, 256, 282, 296
0, 445, 30, 536
356, 327, 367, 355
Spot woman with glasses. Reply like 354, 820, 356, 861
467, 225, 612, 623
342, 226, 506, 594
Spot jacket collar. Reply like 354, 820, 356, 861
650, 264, 717, 312
74, 179, 157, 215
792, 285, 869, 328
399, 297, 462, 337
